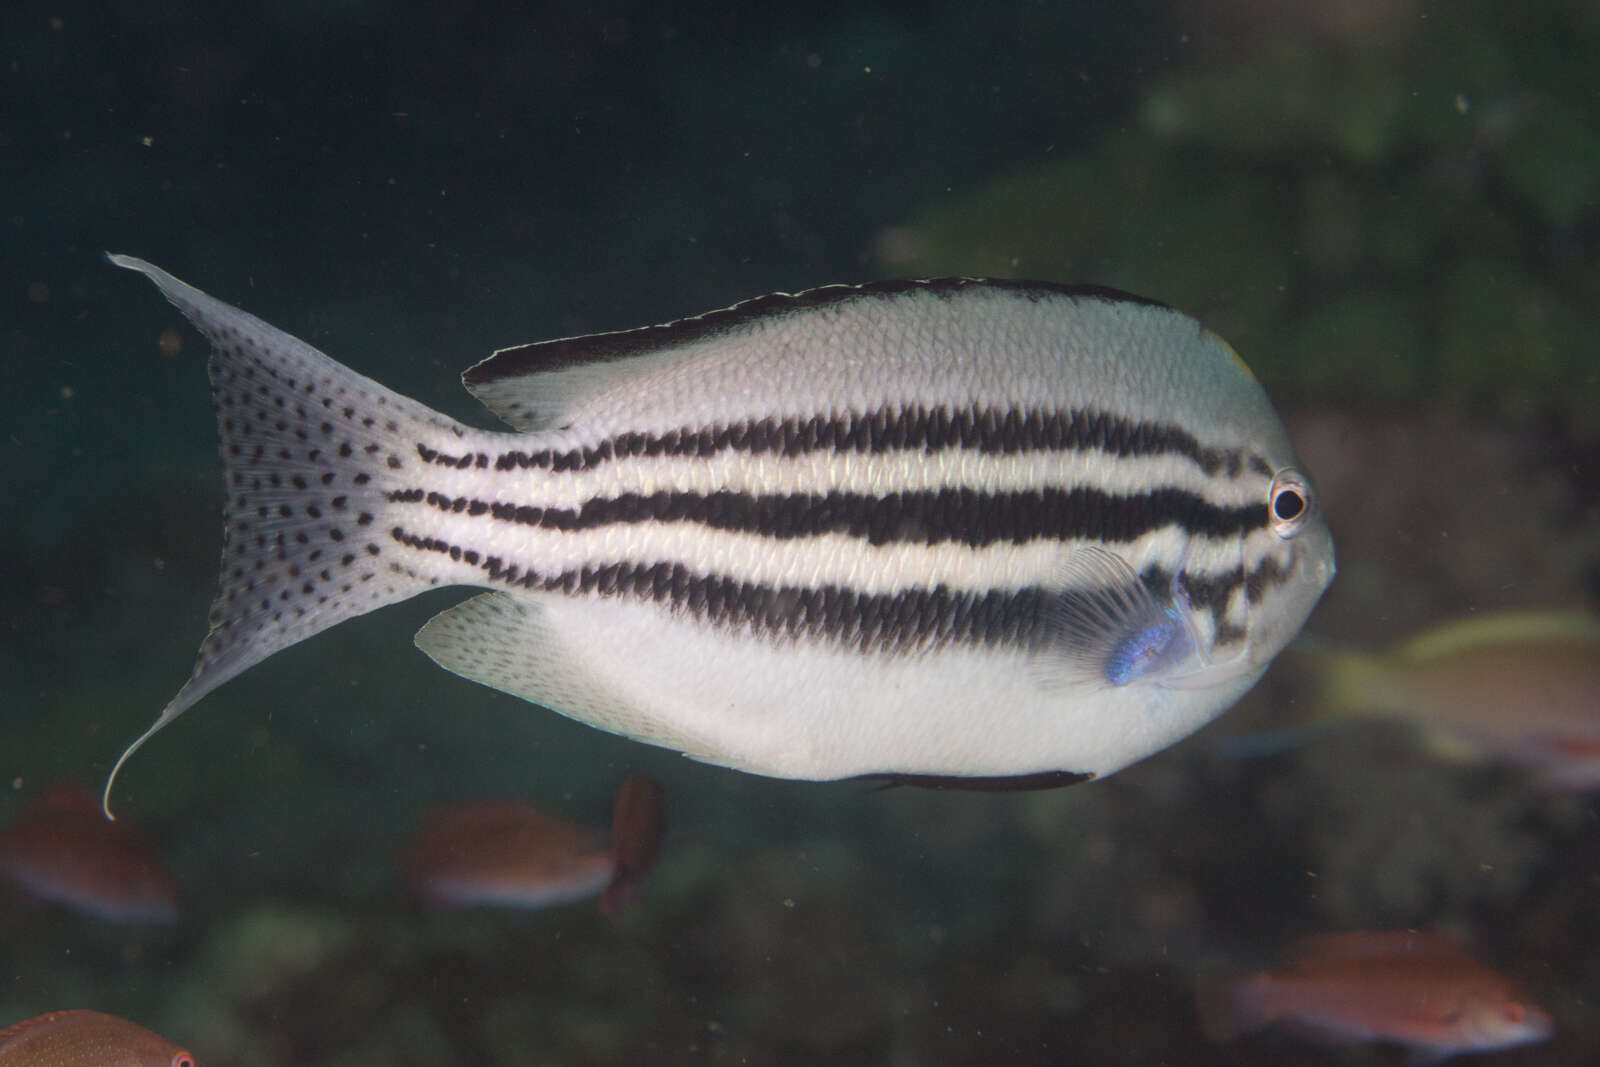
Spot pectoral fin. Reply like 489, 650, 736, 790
1042, 547, 1199, 687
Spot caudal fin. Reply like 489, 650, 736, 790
103, 255, 468, 815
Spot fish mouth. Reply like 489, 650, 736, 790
1314, 541, 1337, 590
1293, 523, 1338, 601
1238, 530, 1335, 672
1501, 1004, 1556, 1046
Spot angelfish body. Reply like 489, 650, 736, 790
103, 255, 1334, 808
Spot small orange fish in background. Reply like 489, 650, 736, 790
0, 785, 177, 923
402, 773, 666, 916
1198, 929, 1553, 1061
0, 1009, 195, 1066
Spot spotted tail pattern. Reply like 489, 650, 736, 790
103, 255, 478, 813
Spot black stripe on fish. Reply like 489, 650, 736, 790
396, 485, 1270, 546
390, 525, 1262, 653
395, 523, 1049, 650
1144, 552, 1298, 647
450, 404, 1269, 480
465, 278, 1168, 384
1243, 552, 1293, 604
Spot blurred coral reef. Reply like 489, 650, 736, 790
878, 0, 1600, 441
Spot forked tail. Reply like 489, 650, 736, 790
103, 255, 470, 816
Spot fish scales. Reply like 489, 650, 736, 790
103, 255, 1334, 809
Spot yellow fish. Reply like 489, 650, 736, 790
1314, 609, 1600, 789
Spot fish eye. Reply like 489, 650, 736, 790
172, 1053, 195, 1067
1268, 469, 1312, 539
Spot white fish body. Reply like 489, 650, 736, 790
103, 255, 1335, 809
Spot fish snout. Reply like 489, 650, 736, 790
1503, 999, 1556, 1044
1467, 996, 1555, 1049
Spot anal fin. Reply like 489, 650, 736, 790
1044, 546, 1200, 687
414, 592, 713, 758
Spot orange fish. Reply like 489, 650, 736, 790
0, 786, 177, 923
1199, 930, 1553, 1060
403, 774, 666, 915
0, 1009, 195, 1066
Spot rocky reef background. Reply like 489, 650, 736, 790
2, 0, 1596, 1063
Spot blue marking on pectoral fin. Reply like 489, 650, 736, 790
1104, 613, 1188, 685
1043, 547, 1197, 687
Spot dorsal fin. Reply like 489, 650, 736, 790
460, 278, 1159, 432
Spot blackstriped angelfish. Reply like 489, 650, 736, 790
102, 255, 1334, 814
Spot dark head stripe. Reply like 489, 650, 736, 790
469, 403, 1267, 480
1145, 551, 1296, 647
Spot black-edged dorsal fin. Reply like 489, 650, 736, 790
459, 278, 1159, 432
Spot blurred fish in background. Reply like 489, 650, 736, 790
0, 1008, 195, 1066
1198, 929, 1554, 1060
599, 772, 668, 918
0, 785, 177, 923
1306, 609, 1600, 789
401, 774, 666, 916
